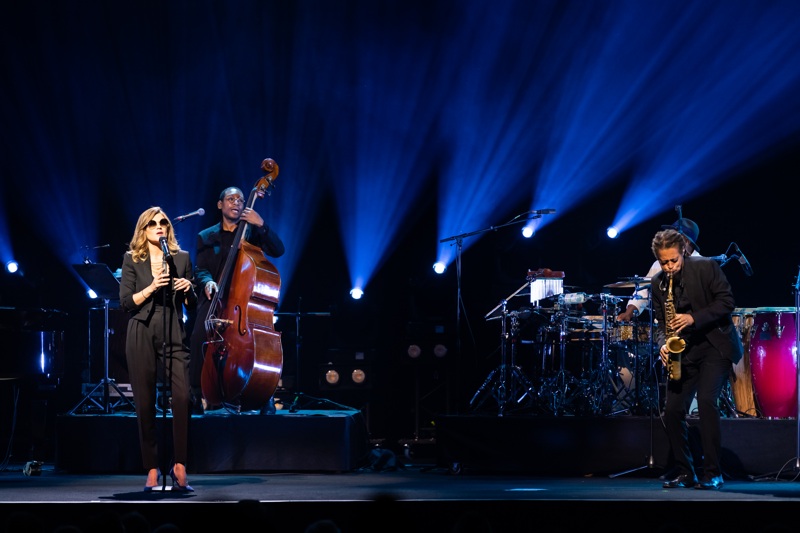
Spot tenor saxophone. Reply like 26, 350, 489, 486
665, 273, 686, 381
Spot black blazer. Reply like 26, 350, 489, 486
651, 255, 744, 365
194, 222, 285, 289
119, 250, 197, 322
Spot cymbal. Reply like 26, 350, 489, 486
604, 277, 651, 289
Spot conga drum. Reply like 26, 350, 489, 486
749, 307, 798, 418
729, 308, 758, 416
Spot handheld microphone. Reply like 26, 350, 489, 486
174, 208, 205, 222
735, 245, 754, 276
159, 236, 170, 258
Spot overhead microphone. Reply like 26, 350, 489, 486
173, 208, 205, 222
528, 208, 556, 215
735, 244, 754, 276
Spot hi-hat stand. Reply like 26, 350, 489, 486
581, 294, 633, 416
538, 308, 579, 415
69, 263, 134, 414
469, 280, 536, 416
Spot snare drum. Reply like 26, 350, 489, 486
567, 315, 607, 342
749, 307, 797, 418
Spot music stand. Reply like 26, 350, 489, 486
69, 263, 135, 414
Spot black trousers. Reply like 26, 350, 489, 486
126, 306, 191, 471
663, 340, 732, 479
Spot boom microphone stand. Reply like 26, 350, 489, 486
609, 284, 663, 478
440, 209, 555, 412
275, 297, 332, 410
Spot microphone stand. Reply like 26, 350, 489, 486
440, 211, 552, 413
610, 286, 663, 478
274, 298, 332, 410
158, 247, 176, 490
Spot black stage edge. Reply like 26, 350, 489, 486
56, 409, 371, 474
55, 409, 796, 479
435, 415, 797, 478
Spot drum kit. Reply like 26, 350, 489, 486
471, 275, 658, 417
471, 267, 800, 420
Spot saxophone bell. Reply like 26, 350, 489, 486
667, 336, 686, 354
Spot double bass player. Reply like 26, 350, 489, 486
189, 185, 285, 414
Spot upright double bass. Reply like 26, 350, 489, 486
201, 158, 283, 411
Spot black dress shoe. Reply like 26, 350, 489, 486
663, 474, 698, 488
695, 475, 724, 490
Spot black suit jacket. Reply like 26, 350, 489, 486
194, 222, 285, 289
119, 250, 197, 322
652, 255, 744, 365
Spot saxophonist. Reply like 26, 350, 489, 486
651, 228, 743, 491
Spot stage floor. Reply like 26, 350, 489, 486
3, 462, 800, 532
7, 403, 800, 532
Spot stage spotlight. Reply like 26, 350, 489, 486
350, 288, 363, 300
606, 227, 619, 239
433, 262, 446, 274
521, 226, 535, 239
407, 344, 422, 358
87, 289, 98, 299
324, 369, 341, 386
433, 344, 448, 358
351, 368, 366, 385
5, 260, 19, 274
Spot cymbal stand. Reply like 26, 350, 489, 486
553, 311, 573, 415
537, 310, 577, 415
469, 281, 536, 416
583, 296, 631, 416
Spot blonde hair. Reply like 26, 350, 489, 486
127, 207, 182, 263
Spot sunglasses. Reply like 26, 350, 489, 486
145, 218, 170, 229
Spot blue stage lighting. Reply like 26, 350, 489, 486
349, 288, 364, 300
522, 226, 535, 239
433, 262, 447, 274
87, 289, 98, 299
606, 227, 619, 239
5, 260, 19, 274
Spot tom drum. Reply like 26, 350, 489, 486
749, 307, 798, 418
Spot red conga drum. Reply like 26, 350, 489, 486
749, 307, 798, 418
